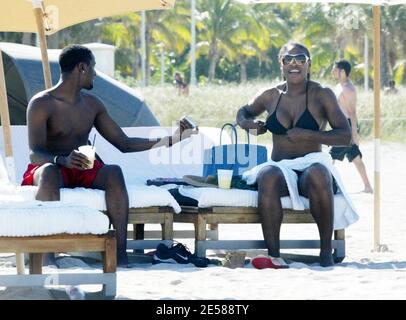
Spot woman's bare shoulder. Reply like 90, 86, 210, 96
309, 81, 335, 99
253, 83, 285, 102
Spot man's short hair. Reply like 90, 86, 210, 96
334, 60, 351, 77
59, 45, 93, 73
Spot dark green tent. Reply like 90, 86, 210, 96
0, 42, 159, 126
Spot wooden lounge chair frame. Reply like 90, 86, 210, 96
130, 207, 220, 249
0, 230, 117, 298
175, 206, 345, 263
127, 206, 174, 250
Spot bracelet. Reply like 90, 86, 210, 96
153, 136, 172, 147
53, 155, 59, 165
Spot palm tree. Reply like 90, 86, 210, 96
100, 5, 191, 84
294, 4, 339, 76
252, 4, 291, 80
196, 0, 240, 82
146, 3, 191, 84
100, 14, 141, 78
380, 5, 406, 86
239, 5, 297, 83
216, 4, 266, 83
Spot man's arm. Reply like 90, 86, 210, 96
92, 97, 190, 152
27, 97, 56, 165
286, 87, 351, 146
341, 87, 359, 145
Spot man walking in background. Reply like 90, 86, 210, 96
330, 60, 373, 193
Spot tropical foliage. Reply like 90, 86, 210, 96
1, 1, 405, 87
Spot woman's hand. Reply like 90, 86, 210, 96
244, 119, 267, 136
286, 128, 311, 143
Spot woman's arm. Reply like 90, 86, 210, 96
236, 88, 275, 135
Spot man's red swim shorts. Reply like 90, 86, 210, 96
21, 160, 104, 188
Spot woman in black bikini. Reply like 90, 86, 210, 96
236, 42, 351, 267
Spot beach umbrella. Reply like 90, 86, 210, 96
0, 0, 175, 274
0, 0, 176, 176
0, 0, 174, 89
237, 0, 406, 251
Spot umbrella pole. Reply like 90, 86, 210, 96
190, 0, 197, 86
0, 50, 14, 180
373, 6, 381, 251
0, 49, 25, 275
33, 5, 52, 89
141, 11, 146, 87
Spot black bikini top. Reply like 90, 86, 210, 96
265, 83, 320, 135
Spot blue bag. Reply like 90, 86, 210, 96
202, 123, 268, 177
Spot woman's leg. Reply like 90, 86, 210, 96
298, 163, 335, 267
257, 166, 289, 257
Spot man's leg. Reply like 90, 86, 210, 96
90, 165, 129, 266
33, 163, 64, 201
257, 166, 289, 257
33, 164, 64, 265
298, 164, 334, 267
352, 156, 373, 193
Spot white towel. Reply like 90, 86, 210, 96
242, 151, 359, 221
0, 183, 182, 213
0, 201, 109, 236
178, 186, 355, 229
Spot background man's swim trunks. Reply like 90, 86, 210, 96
329, 144, 362, 162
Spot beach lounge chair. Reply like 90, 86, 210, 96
174, 175, 356, 263
0, 172, 117, 298
0, 126, 180, 252
0, 126, 221, 251
176, 205, 346, 262
91, 126, 224, 247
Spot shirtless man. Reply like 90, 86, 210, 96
330, 60, 373, 193
173, 72, 189, 96
237, 42, 351, 267
23, 45, 196, 266
384, 80, 398, 95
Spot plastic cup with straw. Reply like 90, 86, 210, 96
78, 134, 96, 169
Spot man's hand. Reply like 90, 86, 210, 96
61, 150, 92, 170
286, 128, 311, 143
171, 118, 199, 145
352, 133, 360, 146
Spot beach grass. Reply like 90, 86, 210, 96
135, 81, 406, 142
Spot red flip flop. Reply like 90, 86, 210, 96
251, 255, 289, 269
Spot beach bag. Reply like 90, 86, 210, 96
202, 123, 268, 177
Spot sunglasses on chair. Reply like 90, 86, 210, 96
281, 54, 310, 66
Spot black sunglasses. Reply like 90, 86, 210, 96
281, 54, 310, 66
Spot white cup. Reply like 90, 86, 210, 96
217, 169, 233, 189
78, 145, 96, 169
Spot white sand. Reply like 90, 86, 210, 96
1, 141, 406, 300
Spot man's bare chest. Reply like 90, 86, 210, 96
47, 104, 96, 138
